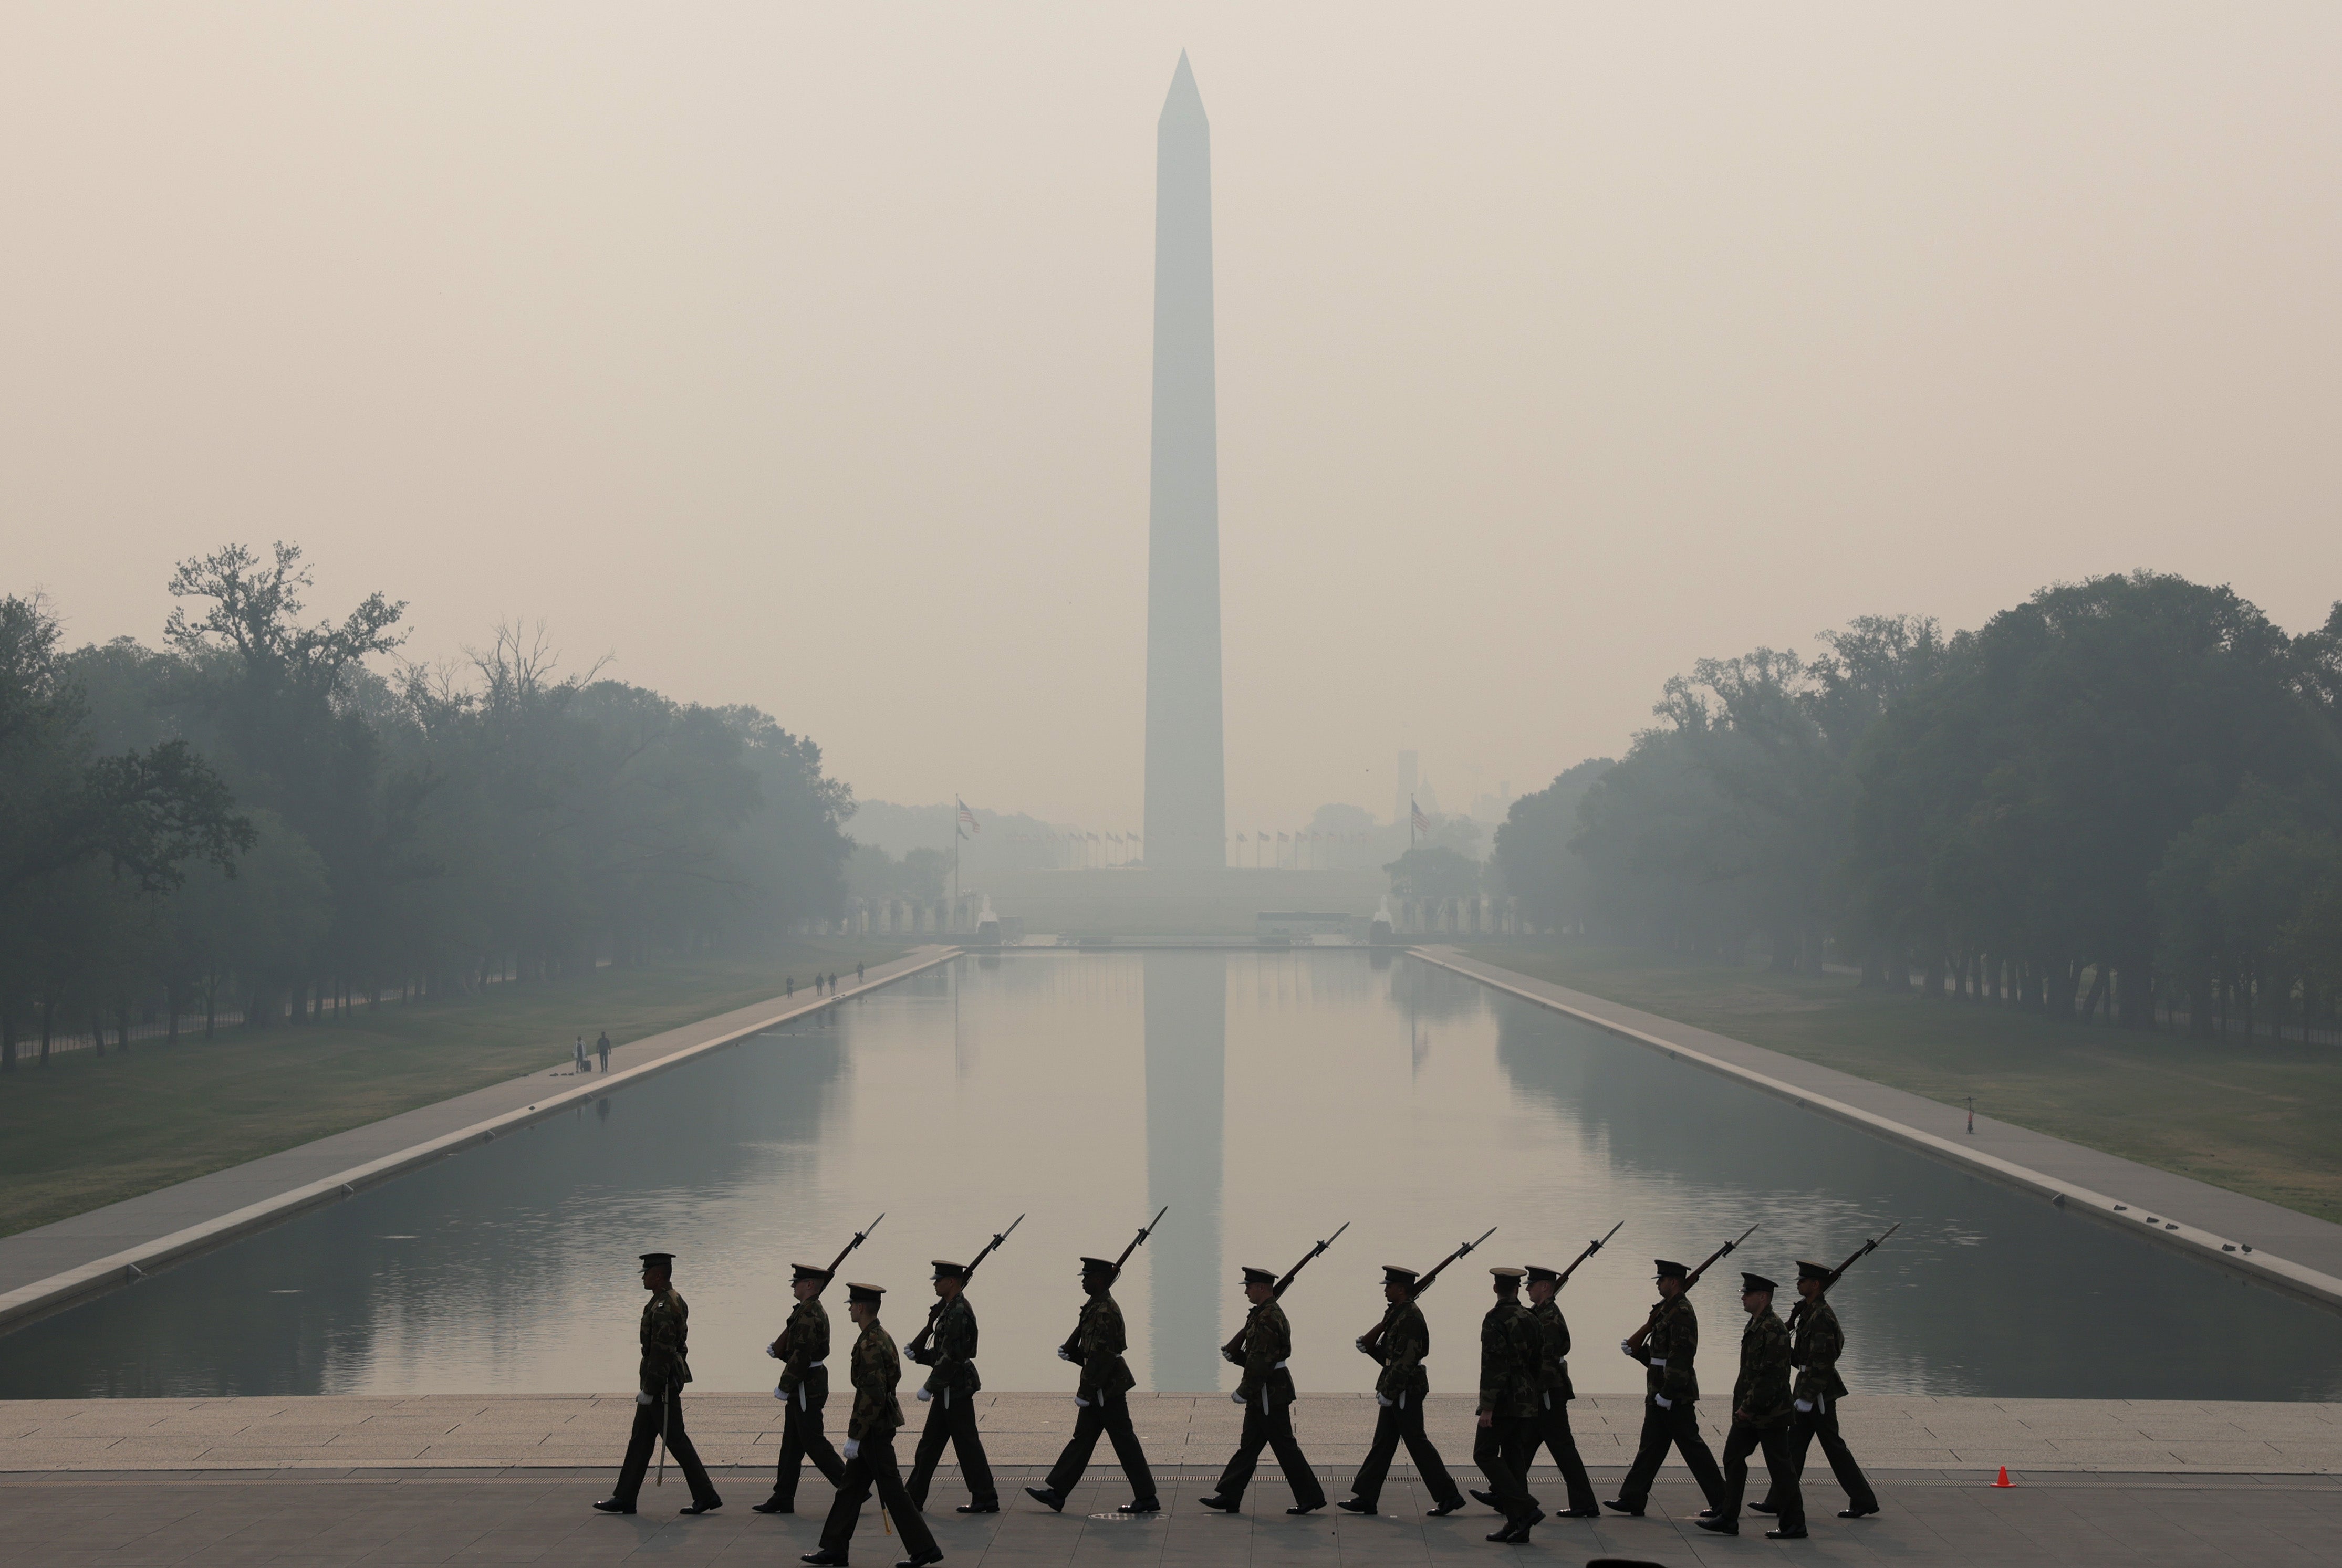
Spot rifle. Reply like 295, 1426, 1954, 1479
1355, 1224, 1497, 1358
1622, 1222, 1759, 1356
1220, 1221, 1350, 1364
813, 1212, 885, 1294
907, 1212, 1025, 1365
1059, 1207, 1168, 1361
1787, 1222, 1900, 1331
1552, 1220, 1625, 1290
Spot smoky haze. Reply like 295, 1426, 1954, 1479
5, 3, 2340, 828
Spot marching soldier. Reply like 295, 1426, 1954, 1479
1523, 1262, 1600, 1518
904, 1260, 998, 1514
1470, 1266, 1544, 1544
755, 1262, 849, 1513
1199, 1266, 1327, 1515
1695, 1271, 1805, 1539
1607, 1259, 1726, 1517
594, 1252, 723, 1517
1340, 1264, 1466, 1517
1756, 1259, 1880, 1521
1024, 1256, 1159, 1514
802, 1282, 944, 1568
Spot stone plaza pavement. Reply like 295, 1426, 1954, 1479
6, 1393, 2342, 1564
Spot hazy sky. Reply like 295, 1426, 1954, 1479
7, 4, 2340, 831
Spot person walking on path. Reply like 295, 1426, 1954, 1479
574, 1035, 589, 1074
1341, 1263, 1466, 1517
905, 1260, 997, 1514
1024, 1256, 1159, 1514
1199, 1266, 1326, 1515
1607, 1259, 1727, 1518
1470, 1267, 1544, 1543
596, 1031, 611, 1072
594, 1252, 722, 1517
1524, 1262, 1601, 1518
1697, 1272, 1806, 1539
1756, 1260, 1880, 1522
857, 961, 865, 985
801, 1282, 943, 1567
755, 1264, 849, 1513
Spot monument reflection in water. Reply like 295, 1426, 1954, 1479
8, 952, 2342, 1402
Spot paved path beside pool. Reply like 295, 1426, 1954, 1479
5, 1392, 2339, 1475
0, 949, 955, 1326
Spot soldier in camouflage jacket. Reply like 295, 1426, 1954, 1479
595, 1253, 721, 1516
755, 1264, 846, 1512
1025, 1256, 1158, 1514
1199, 1267, 1326, 1514
906, 1259, 998, 1514
1607, 1259, 1726, 1517
1471, 1268, 1545, 1541
1524, 1263, 1600, 1517
1757, 1260, 1879, 1521
1696, 1271, 1806, 1538
809, 1282, 940, 1565
1341, 1264, 1466, 1515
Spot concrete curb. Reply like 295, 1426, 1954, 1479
0, 949, 961, 1334
1414, 946, 2342, 1314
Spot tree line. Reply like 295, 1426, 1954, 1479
1494, 572, 2342, 1037
1, 542, 854, 1069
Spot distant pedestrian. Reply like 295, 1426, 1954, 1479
575, 1036, 589, 1074
856, 961, 864, 985
597, 1031, 611, 1073
827, 971, 838, 993
787, 977, 795, 998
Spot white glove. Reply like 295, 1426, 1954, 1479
1375, 1393, 1394, 1408
773, 1383, 788, 1402
1619, 1339, 1633, 1356
843, 1439, 860, 1460
916, 1387, 932, 1402
1230, 1391, 1245, 1404
636, 1392, 653, 1407
1795, 1399, 1813, 1413
765, 1344, 780, 1359
1074, 1396, 1089, 1407
1056, 1346, 1075, 1362
1654, 1395, 1672, 1409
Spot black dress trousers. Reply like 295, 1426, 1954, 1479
1532, 1390, 1600, 1516
1212, 1394, 1326, 1509
817, 1431, 940, 1559
612, 1388, 720, 1509
1471, 1416, 1541, 1524
1349, 1396, 1464, 1511
1762, 1393, 1878, 1514
906, 1386, 997, 1509
768, 1367, 847, 1506
1616, 1397, 1725, 1511
1043, 1388, 1157, 1502
1717, 1418, 1805, 1531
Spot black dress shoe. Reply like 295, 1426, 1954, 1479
1337, 1499, 1377, 1515
1696, 1517, 1738, 1536
1287, 1501, 1326, 1515
1839, 1505, 1879, 1519
1486, 1521, 1527, 1543
1469, 1489, 1501, 1510
753, 1498, 796, 1514
591, 1499, 635, 1514
1767, 1527, 1810, 1540
1197, 1494, 1240, 1512
895, 1552, 944, 1568
956, 1500, 999, 1513
1425, 1499, 1464, 1517
1697, 1508, 1718, 1519
1750, 1500, 1779, 1515
1601, 1498, 1644, 1517
1024, 1486, 1064, 1513
1562, 1508, 1604, 1519
800, 1552, 847, 1566
1119, 1498, 1160, 1513
680, 1500, 722, 1515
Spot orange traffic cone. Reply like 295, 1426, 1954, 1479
1993, 1467, 2014, 1488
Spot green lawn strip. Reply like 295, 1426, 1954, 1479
1462, 943, 2342, 1225
0, 939, 906, 1239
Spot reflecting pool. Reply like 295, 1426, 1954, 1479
7, 952, 2342, 1400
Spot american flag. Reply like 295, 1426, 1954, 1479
957, 797, 980, 837
1411, 797, 1431, 835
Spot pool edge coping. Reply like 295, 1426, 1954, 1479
0, 948, 963, 1335
1413, 945, 2342, 1314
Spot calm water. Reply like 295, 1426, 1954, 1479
7, 951, 2342, 1400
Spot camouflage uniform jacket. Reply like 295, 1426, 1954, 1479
773, 1297, 831, 1397
845, 1319, 908, 1441
1633, 1296, 1700, 1404
1235, 1300, 1298, 1409
637, 1288, 693, 1398
1073, 1290, 1137, 1401
1476, 1298, 1543, 1419
1731, 1307, 1795, 1428
1529, 1297, 1576, 1405
1370, 1301, 1432, 1406
1789, 1299, 1849, 1403
920, 1292, 983, 1397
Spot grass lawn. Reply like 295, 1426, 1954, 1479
0, 938, 906, 1239
1463, 942, 2342, 1225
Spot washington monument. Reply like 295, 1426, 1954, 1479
1142, 53, 1226, 871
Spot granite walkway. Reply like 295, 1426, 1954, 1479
0, 949, 954, 1323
